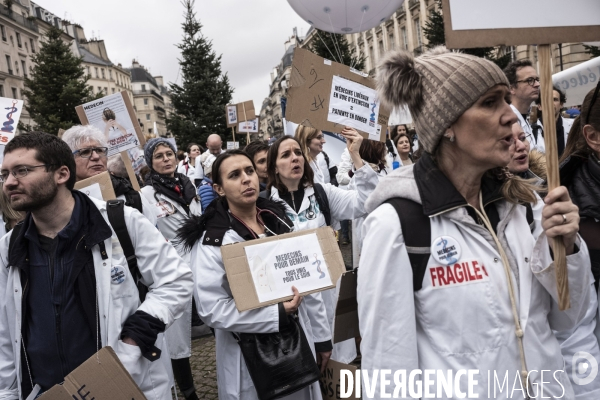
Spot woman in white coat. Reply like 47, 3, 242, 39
140, 138, 202, 400
295, 125, 327, 184
177, 150, 332, 400
357, 47, 592, 399
264, 130, 378, 364
177, 143, 202, 179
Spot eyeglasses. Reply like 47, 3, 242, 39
516, 77, 540, 86
73, 147, 108, 158
586, 80, 600, 125
0, 164, 54, 182
517, 133, 532, 143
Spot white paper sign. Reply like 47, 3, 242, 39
238, 118, 259, 133
328, 76, 380, 136
0, 97, 24, 144
227, 141, 240, 149
77, 182, 103, 201
244, 233, 333, 303
227, 105, 238, 125
81, 93, 140, 157
449, 0, 600, 31
553, 56, 600, 108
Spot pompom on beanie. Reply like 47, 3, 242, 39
376, 46, 509, 154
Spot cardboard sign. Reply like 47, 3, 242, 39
0, 97, 24, 144
74, 172, 117, 201
221, 227, 346, 312
38, 346, 146, 400
442, 0, 600, 48
226, 104, 238, 127
244, 232, 333, 303
320, 360, 360, 400
333, 270, 359, 344
553, 56, 600, 108
238, 118, 259, 133
76, 91, 146, 157
227, 141, 240, 150
286, 47, 389, 142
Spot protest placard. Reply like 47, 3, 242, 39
236, 100, 255, 122
441, 0, 600, 49
238, 118, 259, 133
221, 227, 346, 312
0, 97, 24, 145
553, 56, 600, 108
333, 270, 359, 344
226, 104, 238, 127
440, 0, 599, 310
227, 141, 240, 150
74, 172, 116, 201
76, 91, 145, 191
244, 233, 333, 303
320, 360, 360, 400
38, 346, 145, 400
286, 48, 389, 142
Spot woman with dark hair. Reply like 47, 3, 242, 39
177, 150, 331, 400
265, 128, 377, 364
557, 84, 600, 398
101, 107, 128, 143
358, 47, 590, 398
393, 132, 414, 166
140, 138, 201, 400
178, 143, 201, 179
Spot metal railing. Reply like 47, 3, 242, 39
0, 5, 38, 32
409, 0, 420, 9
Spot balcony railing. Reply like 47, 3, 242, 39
409, 0, 420, 9
0, 5, 39, 32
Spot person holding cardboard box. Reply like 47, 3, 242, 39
177, 149, 332, 400
0, 132, 193, 399
140, 137, 202, 400
357, 47, 591, 399
264, 131, 378, 365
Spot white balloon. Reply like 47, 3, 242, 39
287, 0, 406, 34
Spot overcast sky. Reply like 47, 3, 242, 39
34, 0, 310, 109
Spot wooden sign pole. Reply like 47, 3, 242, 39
232, 126, 236, 143
120, 151, 141, 191
538, 44, 569, 310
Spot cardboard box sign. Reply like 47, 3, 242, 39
320, 360, 360, 400
38, 346, 146, 400
221, 227, 346, 312
442, 0, 600, 48
74, 171, 117, 202
286, 47, 389, 142
226, 101, 256, 127
333, 270, 359, 344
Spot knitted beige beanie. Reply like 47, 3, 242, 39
377, 46, 509, 154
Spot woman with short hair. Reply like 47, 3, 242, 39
358, 47, 591, 399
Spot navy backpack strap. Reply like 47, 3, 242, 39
313, 183, 331, 227
385, 198, 431, 291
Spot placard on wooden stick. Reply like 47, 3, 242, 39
74, 171, 116, 201
439, 0, 598, 310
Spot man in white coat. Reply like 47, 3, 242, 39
504, 59, 545, 152
193, 134, 225, 185
0, 132, 193, 399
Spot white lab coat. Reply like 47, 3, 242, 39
535, 116, 574, 153
358, 165, 592, 399
191, 229, 330, 400
177, 157, 196, 180
267, 164, 378, 364
0, 197, 193, 400
193, 150, 225, 183
115, 192, 158, 228
140, 186, 202, 359
511, 104, 546, 153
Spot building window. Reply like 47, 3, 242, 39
11, 87, 17, 99
24, 41, 28, 52
379, 40, 384, 55
414, 19, 423, 48
29, 38, 35, 53
21, 60, 25, 77
0, 25, 5, 42
109, 70, 112, 80
86, 66, 90, 76
6, 55, 12, 74
401, 27, 408, 50
111, 88, 115, 93
389, 33, 395, 49
0, 85, 4, 97
16, 32, 21, 48
104, 87, 107, 93
141, 84, 146, 92
94, 67, 98, 78
98, 86, 102, 93
146, 114, 151, 121
369, 46, 374, 62
89, 85, 93, 93
101, 68, 105, 79
144, 98, 148, 105
14, 62, 18, 75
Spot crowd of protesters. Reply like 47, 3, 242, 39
0, 45, 598, 400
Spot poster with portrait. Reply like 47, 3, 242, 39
76, 92, 145, 157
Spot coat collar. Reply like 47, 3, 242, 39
414, 152, 505, 216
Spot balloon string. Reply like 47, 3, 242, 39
316, 30, 340, 64
327, 13, 344, 65
350, 9, 367, 70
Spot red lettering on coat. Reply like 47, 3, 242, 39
472, 261, 482, 279
454, 264, 464, 283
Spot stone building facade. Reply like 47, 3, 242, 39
128, 60, 167, 138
